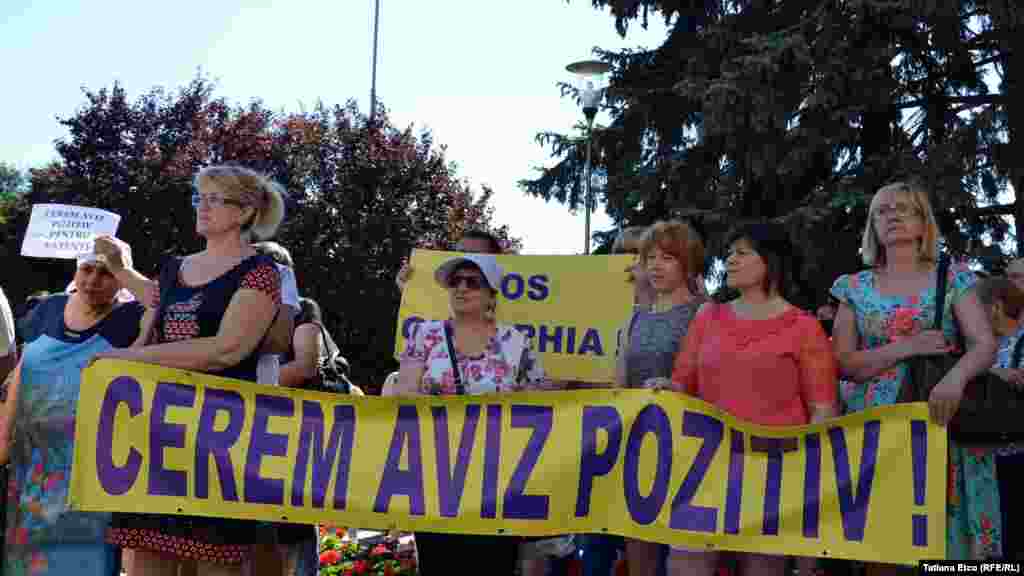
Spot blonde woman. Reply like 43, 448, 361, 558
830, 181, 998, 564
95, 165, 287, 576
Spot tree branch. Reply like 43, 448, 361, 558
897, 93, 1007, 110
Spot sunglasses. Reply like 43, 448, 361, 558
447, 274, 486, 290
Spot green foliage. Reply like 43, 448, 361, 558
0, 75, 519, 393
526, 0, 1020, 305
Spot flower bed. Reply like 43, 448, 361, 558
318, 527, 418, 576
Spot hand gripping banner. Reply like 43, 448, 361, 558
70, 360, 946, 565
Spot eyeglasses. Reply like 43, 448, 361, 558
191, 192, 244, 209
447, 274, 486, 290
872, 203, 920, 220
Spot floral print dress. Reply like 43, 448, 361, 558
5, 295, 144, 576
831, 263, 1001, 559
401, 320, 548, 394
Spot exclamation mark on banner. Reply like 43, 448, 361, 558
911, 420, 927, 547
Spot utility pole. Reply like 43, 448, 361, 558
369, 0, 381, 125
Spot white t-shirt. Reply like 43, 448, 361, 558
0, 287, 14, 356
278, 264, 300, 320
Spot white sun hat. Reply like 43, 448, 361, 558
433, 253, 504, 292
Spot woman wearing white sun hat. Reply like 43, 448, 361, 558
390, 252, 555, 575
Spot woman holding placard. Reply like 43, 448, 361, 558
390, 252, 554, 576
667, 222, 839, 576
0, 249, 145, 576
95, 165, 288, 576
830, 182, 999, 564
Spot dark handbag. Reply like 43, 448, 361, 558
904, 254, 1024, 442
311, 323, 352, 394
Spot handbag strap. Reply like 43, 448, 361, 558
318, 322, 338, 359
443, 320, 465, 395
931, 253, 950, 330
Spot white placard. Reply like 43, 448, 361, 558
20, 204, 122, 259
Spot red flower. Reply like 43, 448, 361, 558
371, 544, 389, 557
319, 550, 341, 566
887, 308, 918, 341
354, 560, 368, 574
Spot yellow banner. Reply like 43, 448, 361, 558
71, 360, 946, 565
394, 250, 635, 383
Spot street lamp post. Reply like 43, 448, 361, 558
567, 59, 610, 254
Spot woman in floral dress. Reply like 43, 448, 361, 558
830, 182, 999, 566
0, 252, 145, 576
390, 253, 553, 576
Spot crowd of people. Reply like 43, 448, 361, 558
0, 166, 1019, 576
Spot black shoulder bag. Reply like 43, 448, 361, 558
312, 324, 352, 394
904, 254, 1024, 442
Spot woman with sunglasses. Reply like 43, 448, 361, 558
389, 253, 550, 576
94, 165, 288, 576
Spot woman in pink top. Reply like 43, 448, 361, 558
668, 222, 839, 576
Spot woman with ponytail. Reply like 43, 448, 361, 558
95, 165, 288, 576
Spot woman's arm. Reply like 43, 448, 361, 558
114, 268, 158, 308
93, 236, 159, 307
948, 290, 998, 385
132, 308, 155, 348
928, 290, 998, 425
280, 323, 321, 388
798, 316, 841, 423
832, 302, 914, 382
261, 305, 293, 356
0, 361, 21, 465
109, 288, 278, 372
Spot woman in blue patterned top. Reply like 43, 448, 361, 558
0, 252, 145, 576
831, 181, 998, 564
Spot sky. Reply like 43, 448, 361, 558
0, 0, 674, 255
